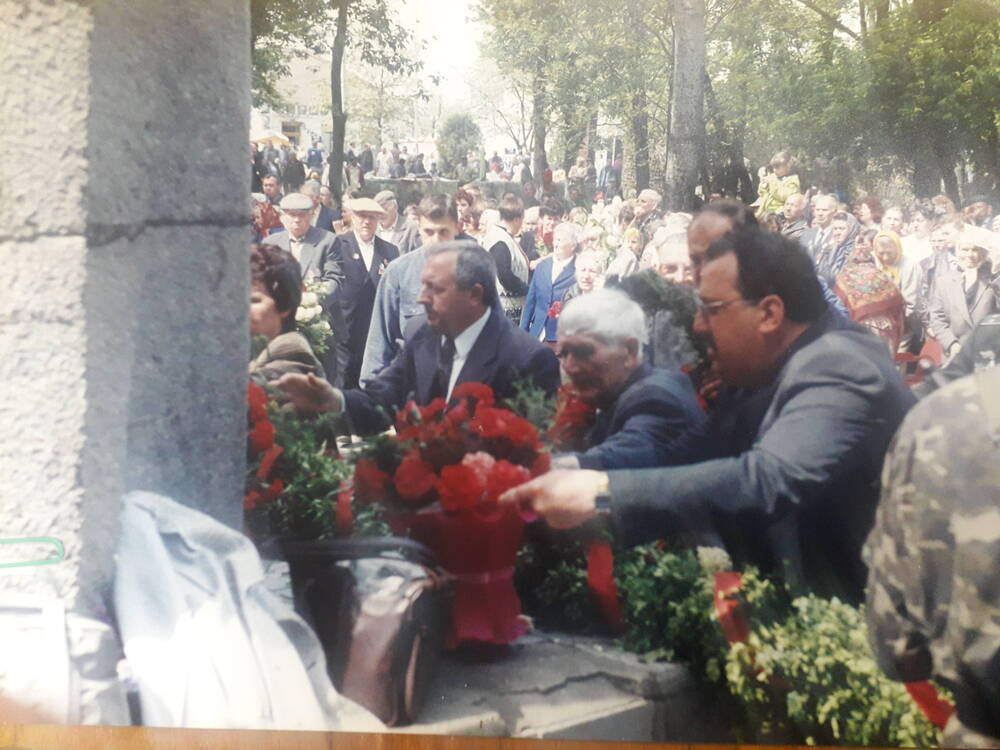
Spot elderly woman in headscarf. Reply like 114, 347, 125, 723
833, 229, 906, 355
815, 211, 859, 285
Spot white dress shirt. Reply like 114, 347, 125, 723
354, 232, 375, 271
288, 233, 307, 263
446, 307, 492, 399
551, 254, 573, 284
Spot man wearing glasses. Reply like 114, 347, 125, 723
504, 229, 915, 603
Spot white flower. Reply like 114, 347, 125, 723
696, 546, 733, 574
315, 320, 332, 335
296, 305, 320, 322
300, 292, 319, 307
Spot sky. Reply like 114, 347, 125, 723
393, 0, 483, 102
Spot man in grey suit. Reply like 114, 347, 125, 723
266, 193, 349, 386
928, 236, 998, 360
503, 229, 914, 604
799, 193, 837, 260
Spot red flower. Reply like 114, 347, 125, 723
394, 450, 439, 503
395, 400, 422, 430
485, 460, 531, 503
530, 451, 552, 477
353, 458, 389, 503
548, 384, 597, 451
419, 398, 448, 422
438, 463, 485, 511
462, 451, 496, 484
248, 419, 275, 453
247, 382, 268, 424
547, 301, 562, 319
261, 478, 284, 501
245, 479, 285, 511
244, 491, 262, 511
504, 415, 541, 448
256, 444, 283, 481
470, 405, 511, 439
451, 382, 495, 407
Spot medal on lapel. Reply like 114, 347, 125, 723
353, 253, 361, 260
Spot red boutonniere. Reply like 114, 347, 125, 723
547, 301, 562, 319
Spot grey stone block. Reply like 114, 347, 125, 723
0, 0, 90, 239
123, 224, 248, 527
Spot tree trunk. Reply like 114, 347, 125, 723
935, 141, 960, 204
328, 0, 349, 196
630, 89, 651, 192
530, 62, 548, 182
663, 0, 706, 211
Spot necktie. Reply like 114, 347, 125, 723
433, 337, 456, 400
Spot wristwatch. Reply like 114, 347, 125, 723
594, 471, 612, 513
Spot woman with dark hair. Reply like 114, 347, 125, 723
249, 244, 325, 386
833, 229, 906, 355
852, 195, 883, 230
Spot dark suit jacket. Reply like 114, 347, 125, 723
573, 363, 706, 471
314, 205, 337, 233
329, 232, 399, 388
607, 310, 915, 603
343, 306, 561, 435
520, 255, 576, 340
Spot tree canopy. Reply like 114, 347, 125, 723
475, 0, 999, 200
437, 114, 483, 177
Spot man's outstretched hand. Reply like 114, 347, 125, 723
500, 469, 604, 529
276, 373, 342, 414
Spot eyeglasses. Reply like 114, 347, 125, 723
695, 296, 758, 318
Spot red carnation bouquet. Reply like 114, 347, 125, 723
351, 382, 549, 646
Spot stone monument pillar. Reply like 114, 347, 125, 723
0, 0, 250, 721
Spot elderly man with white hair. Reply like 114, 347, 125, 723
554, 289, 706, 470
520, 221, 581, 344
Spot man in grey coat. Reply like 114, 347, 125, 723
503, 230, 914, 603
266, 193, 350, 387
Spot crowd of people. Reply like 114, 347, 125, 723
246, 150, 1000, 746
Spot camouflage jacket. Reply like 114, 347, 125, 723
864, 367, 1000, 747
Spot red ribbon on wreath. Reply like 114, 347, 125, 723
586, 541, 624, 631
335, 481, 354, 537
904, 682, 954, 730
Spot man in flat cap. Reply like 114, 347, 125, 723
374, 189, 419, 255
328, 197, 400, 388
266, 192, 349, 386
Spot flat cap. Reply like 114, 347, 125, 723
373, 189, 397, 205
347, 197, 387, 216
279, 193, 314, 211
638, 188, 662, 202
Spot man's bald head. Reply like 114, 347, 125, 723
782, 193, 807, 222
688, 211, 734, 284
